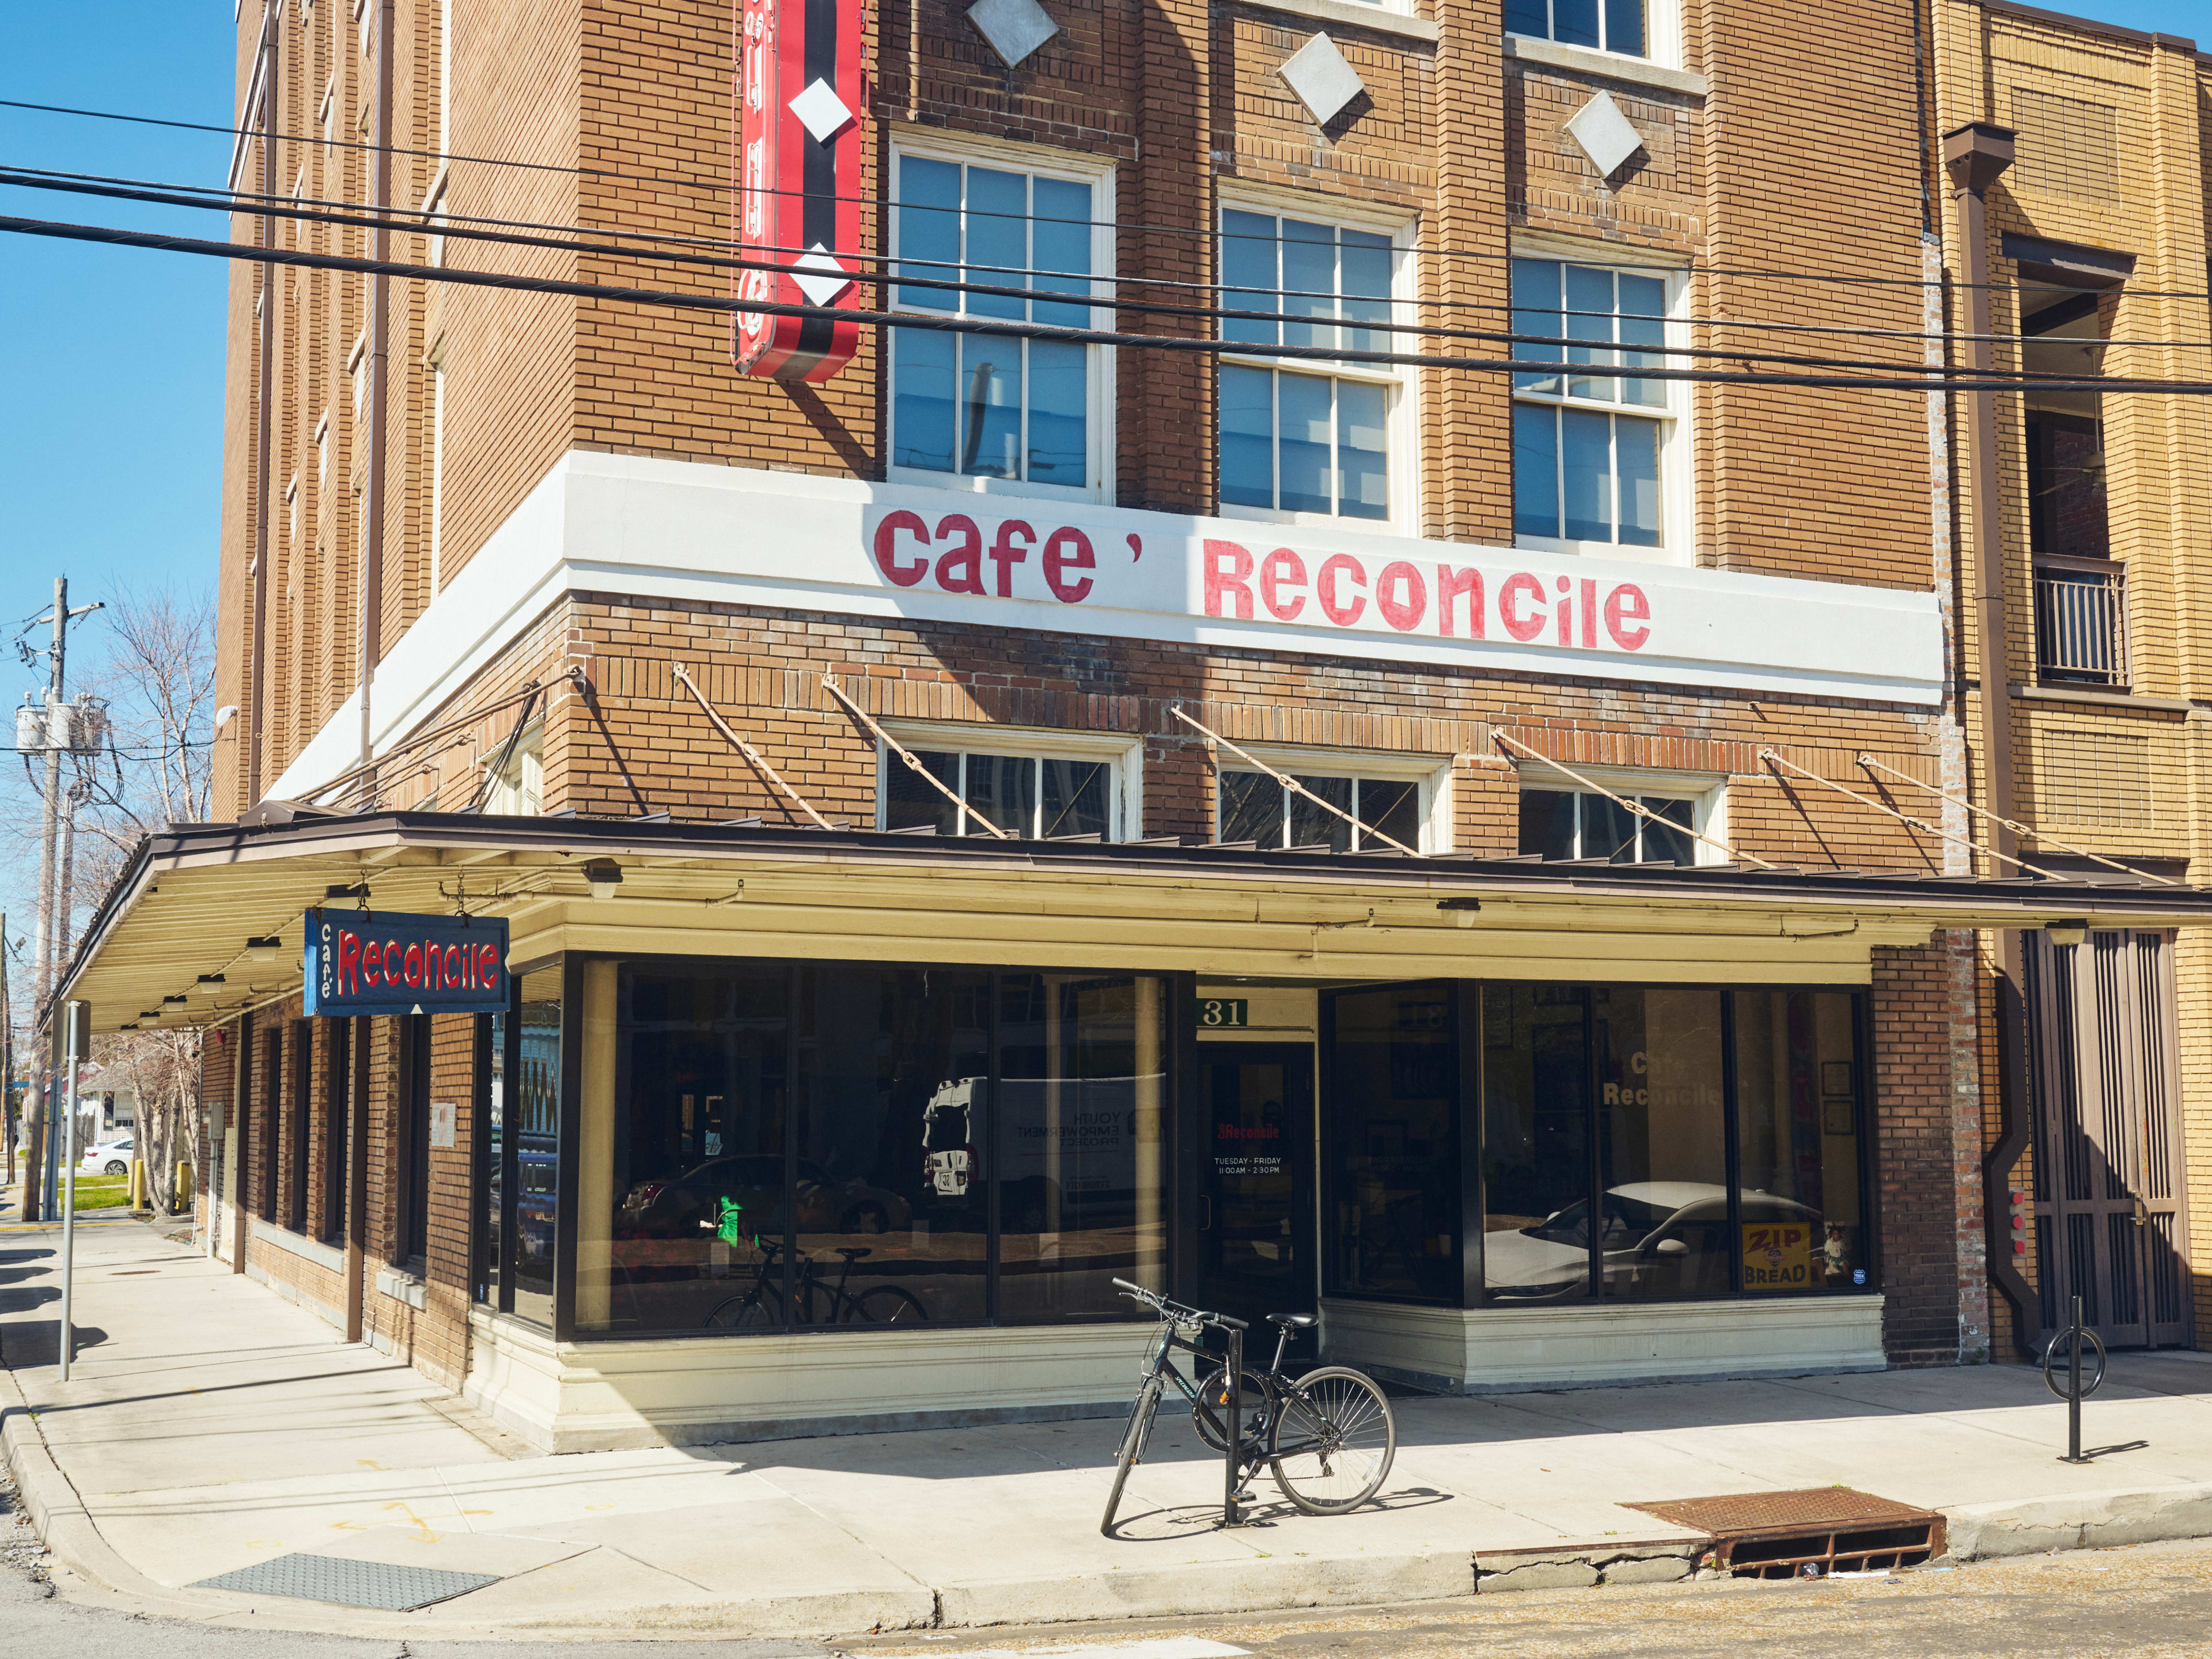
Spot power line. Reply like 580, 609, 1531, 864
10, 93, 2209, 298
8, 157, 2202, 355
7, 208, 2211, 395
4, 166, 2150, 382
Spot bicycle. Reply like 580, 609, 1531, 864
1101, 1277, 1396, 1535
703, 1205, 927, 1330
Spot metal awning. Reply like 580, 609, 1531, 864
49, 810, 2212, 1032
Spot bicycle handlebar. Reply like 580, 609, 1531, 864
1110, 1278, 1248, 1331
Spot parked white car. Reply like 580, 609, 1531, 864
81, 1137, 134, 1176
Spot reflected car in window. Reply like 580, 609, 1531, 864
1483, 1181, 1818, 1300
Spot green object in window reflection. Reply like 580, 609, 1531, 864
714, 1197, 747, 1247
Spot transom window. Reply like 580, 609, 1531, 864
884, 746, 1116, 840
1218, 769, 1421, 854
891, 153, 1105, 494
1506, 0, 1646, 56
1518, 786, 1696, 864
1511, 257, 1671, 551
1217, 210, 1404, 523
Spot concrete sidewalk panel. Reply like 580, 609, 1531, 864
937, 1548, 1474, 1626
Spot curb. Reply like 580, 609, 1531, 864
1945, 1484, 2212, 1561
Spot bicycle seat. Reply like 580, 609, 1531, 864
1268, 1312, 1317, 1328
836, 1247, 873, 1261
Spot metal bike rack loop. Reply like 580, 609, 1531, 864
2042, 1293, 2107, 1465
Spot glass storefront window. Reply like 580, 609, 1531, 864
570, 957, 1166, 1337
1594, 987, 1727, 1301
1324, 983, 1459, 1302
513, 967, 562, 1326
1735, 990, 1863, 1293
797, 965, 991, 1327
477, 1011, 502, 1305
1480, 986, 1592, 1302
997, 974, 1166, 1321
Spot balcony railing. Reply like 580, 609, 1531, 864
2034, 557, 2128, 689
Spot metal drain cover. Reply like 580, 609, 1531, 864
1626, 1487, 1934, 1535
190, 1552, 500, 1611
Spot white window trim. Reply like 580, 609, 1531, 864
885, 133, 1116, 506
1508, 235, 1691, 568
876, 719, 1142, 841
1213, 741, 1453, 854
1213, 187, 1420, 535
483, 717, 544, 816
1503, 0, 1679, 71
1512, 759, 1725, 865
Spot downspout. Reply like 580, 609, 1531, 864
1942, 122, 2037, 1355
358, 0, 395, 811
248, 1, 278, 806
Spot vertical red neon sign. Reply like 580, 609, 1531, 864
733, 0, 865, 381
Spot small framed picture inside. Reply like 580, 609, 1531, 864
1823, 1097, 1855, 1137
1821, 1060, 1854, 1097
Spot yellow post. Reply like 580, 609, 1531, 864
129, 1158, 145, 1213
176, 1160, 191, 1215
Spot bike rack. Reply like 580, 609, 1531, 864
1157, 1316, 1247, 1529
2043, 1293, 2107, 1465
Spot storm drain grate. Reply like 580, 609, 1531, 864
190, 1552, 501, 1610
1625, 1487, 1944, 1580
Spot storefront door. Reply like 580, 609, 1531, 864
1195, 1044, 1315, 1336
2025, 929, 2191, 1350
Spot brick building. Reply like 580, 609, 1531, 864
46, 0, 2212, 1450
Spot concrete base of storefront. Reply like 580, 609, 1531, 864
1321, 1293, 1889, 1393
463, 1306, 1139, 1453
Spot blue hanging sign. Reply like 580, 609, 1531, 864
303, 908, 511, 1016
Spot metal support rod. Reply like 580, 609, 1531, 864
823, 673, 1008, 838
1854, 753, 2188, 887
2067, 1296, 2083, 1464
1758, 748, 2061, 878
673, 663, 832, 828
56, 1001, 84, 1381
1173, 706, 1423, 858
1496, 728, 1773, 868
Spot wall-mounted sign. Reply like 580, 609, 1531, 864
1198, 998, 1250, 1029
1741, 1221, 1815, 1291
732, 0, 864, 381
429, 1100, 459, 1150
303, 908, 510, 1017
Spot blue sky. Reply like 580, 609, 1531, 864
0, 0, 2207, 687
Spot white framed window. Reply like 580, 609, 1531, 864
1514, 763, 1722, 865
1510, 249, 1684, 562
1215, 203, 1414, 528
1213, 745, 1452, 854
484, 720, 544, 816
285, 474, 300, 546
1506, 0, 1673, 62
887, 139, 1113, 502
877, 723, 1139, 840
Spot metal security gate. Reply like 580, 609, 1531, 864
2024, 929, 2190, 1351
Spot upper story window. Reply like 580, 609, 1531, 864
1510, 255, 1677, 558
484, 722, 544, 816
1506, 0, 1646, 57
1518, 775, 1714, 865
880, 728, 1136, 840
889, 147, 1110, 501
1214, 750, 1449, 854
1217, 208, 1408, 526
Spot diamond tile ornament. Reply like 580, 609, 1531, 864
790, 244, 854, 306
1564, 89, 1644, 177
787, 77, 855, 143
1279, 33, 1366, 128
967, 0, 1059, 67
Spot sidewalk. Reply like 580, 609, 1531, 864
5, 1215, 2212, 1642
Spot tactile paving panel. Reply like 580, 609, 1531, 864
190, 1551, 501, 1611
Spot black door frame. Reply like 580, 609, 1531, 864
1191, 1039, 1317, 1332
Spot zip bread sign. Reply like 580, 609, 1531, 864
304, 909, 511, 1017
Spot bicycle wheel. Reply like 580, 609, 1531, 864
1269, 1366, 1395, 1515
1101, 1374, 1165, 1536
1190, 1366, 1272, 1454
853, 1285, 927, 1325
703, 1289, 778, 1331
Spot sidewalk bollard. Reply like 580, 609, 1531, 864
128, 1157, 145, 1214
2042, 1293, 2107, 1464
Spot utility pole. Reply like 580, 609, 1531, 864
20, 578, 102, 1225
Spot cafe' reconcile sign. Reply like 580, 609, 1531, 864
304, 908, 511, 1017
